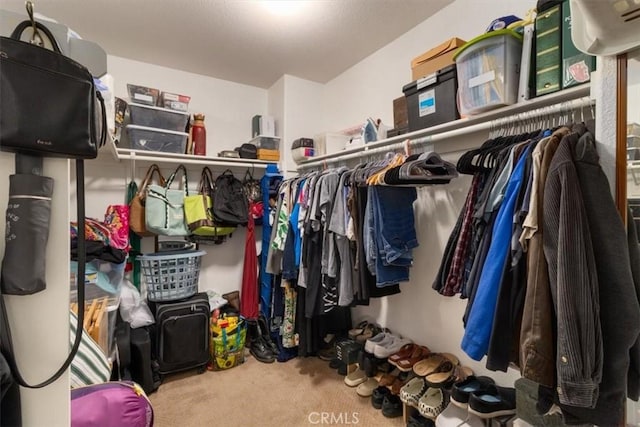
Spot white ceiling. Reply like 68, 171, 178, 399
1, 0, 454, 88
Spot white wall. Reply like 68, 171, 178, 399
319, 0, 532, 386
0, 155, 71, 427
108, 55, 268, 152
282, 75, 326, 175
322, 0, 525, 132
74, 57, 270, 297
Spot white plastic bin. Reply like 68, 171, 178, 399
454, 29, 523, 116
129, 103, 189, 132
126, 124, 188, 153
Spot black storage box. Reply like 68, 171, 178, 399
402, 64, 459, 132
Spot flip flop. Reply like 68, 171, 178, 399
413, 352, 458, 377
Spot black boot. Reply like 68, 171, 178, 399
247, 319, 275, 364
258, 315, 279, 356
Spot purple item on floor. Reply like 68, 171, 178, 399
71, 381, 154, 427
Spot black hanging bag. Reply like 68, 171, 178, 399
0, 20, 106, 158
0, 5, 106, 389
212, 170, 249, 226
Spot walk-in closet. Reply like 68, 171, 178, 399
1, 1, 639, 426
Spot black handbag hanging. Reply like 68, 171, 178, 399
0, 3, 104, 389
0, 18, 107, 158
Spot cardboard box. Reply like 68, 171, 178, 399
393, 96, 408, 129
411, 37, 466, 81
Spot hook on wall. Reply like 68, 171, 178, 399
25, 1, 44, 46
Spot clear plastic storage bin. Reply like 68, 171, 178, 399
126, 124, 188, 153
129, 103, 189, 132
454, 29, 523, 116
70, 260, 125, 356
249, 136, 280, 150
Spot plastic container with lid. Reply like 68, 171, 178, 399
129, 103, 189, 132
126, 125, 188, 153
453, 29, 523, 116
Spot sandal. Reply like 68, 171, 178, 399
395, 346, 431, 372
424, 354, 463, 388
356, 324, 383, 344
378, 368, 400, 387
412, 352, 458, 377
417, 387, 448, 419
387, 343, 417, 365
348, 321, 369, 340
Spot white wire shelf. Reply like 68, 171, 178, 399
107, 138, 275, 169
297, 85, 593, 170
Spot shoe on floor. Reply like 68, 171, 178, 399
407, 412, 435, 427
329, 358, 341, 369
318, 346, 336, 361
356, 378, 379, 397
400, 377, 428, 407
381, 394, 403, 418
249, 336, 275, 363
417, 387, 447, 420
374, 336, 413, 359
337, 361, 348, 376
468, 384, 516, 418
371, 386, 390, 409
450, 376, 495, 409
364, 332, 393, 354
344, 367, 367, 387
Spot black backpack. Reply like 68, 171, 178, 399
213, 170, 249, 226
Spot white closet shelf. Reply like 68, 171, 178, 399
298, 84, 592, 170
108, 138, 275, 169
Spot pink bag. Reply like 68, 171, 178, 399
71, 382, 153, 427
104, 205, 130, 251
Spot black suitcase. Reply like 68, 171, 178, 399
149, 293, 210, 375
130, 327, 160, 394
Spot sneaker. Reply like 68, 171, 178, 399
371, 386, 390, 409
450, 376, 495, 409
381, 394, 403, 418
356, 378, 379, 397
374, 336, 413, 359
344, 367, 367, 387
364, 332, 392, 354
468, 385, 516, 418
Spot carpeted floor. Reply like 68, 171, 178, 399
149, 354, 405, 427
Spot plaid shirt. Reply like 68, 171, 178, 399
442, 174, 483, 296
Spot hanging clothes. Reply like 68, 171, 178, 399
557, 131, 640, 425
462, 141, 533, 361
519, 127, 570, 388
259, 166, 282, 320
240, 214, 259, 320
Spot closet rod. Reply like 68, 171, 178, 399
298, 96, 594, 171
118, 152, 270, 169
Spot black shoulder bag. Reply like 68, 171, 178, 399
0, 12, 107, 388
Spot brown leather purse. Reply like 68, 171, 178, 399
129, 164, 165, 236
